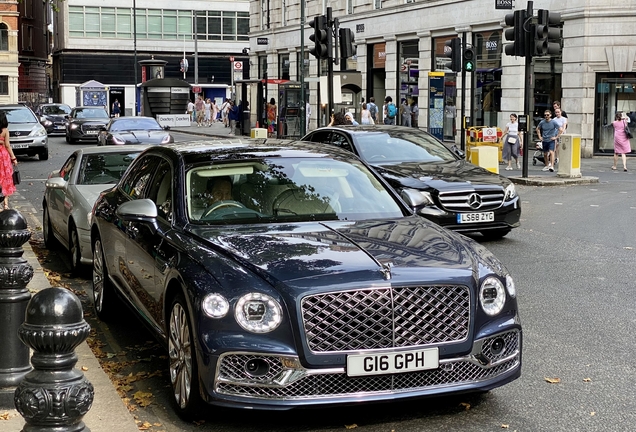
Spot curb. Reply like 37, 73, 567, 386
508, 175, 600, 186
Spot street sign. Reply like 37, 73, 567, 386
257, 37, 269, 45
234, 61, 243, 71
192, 86, 201, 93
483, 127, 498, 142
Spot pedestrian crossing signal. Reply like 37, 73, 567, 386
463, 46, 475, 72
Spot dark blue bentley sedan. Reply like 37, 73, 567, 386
90, 139, 521, 418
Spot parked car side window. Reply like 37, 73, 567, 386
145, 159, 173, 222
119, 156, 160, 199
306, 130, 331, 144
330, 132, 354, 153
59, 155, 76, 182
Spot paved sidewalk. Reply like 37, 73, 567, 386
1, 211, 139, 432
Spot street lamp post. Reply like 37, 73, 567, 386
133, 0, 137, 116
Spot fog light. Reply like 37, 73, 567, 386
244, 358, 270, 377
490, 337, 505, 356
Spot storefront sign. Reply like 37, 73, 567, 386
257, 37, 269, 45
495, 0, 513, 9
374, 44, 386, 68
157, 114, 191, 128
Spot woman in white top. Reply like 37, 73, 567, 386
502, 113, 523, 170
204, 99, 212, 126
360, 103, 375, 125
211, 100, 219, 125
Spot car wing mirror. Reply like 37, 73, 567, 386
450, 144, 465, 159
45, 177, 67, 190
116, 199, 159, 232
163, 125, 171, 131
400, 188, 429, 208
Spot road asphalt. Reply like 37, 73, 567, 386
1, 121, 616, 431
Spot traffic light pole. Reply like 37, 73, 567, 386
460, 32, 467, 151
300, 0, 305, 135
522, 1, 534, 178
327, 7, 334, 117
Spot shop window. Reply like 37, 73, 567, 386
279, 54, 290, 80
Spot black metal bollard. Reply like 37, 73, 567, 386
14, 287, 94, 432
0, 209, 34, 407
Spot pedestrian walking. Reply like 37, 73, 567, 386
187, 99, 195, 122
305, 100, 311, 132
610, 112, 632, 171
211, 100, 219, 125
267, 98, 277, 137
360, 103, 375, 125
536, 110, 562, 172
195, 95, 205, 127
367, 97, 378, 123
553, 107, 568, 165
502, 113, 523, 170
228, 101, 240, 135
400, 98, 412, 127
221, 98, 231, 127
204, 98, 212, 127
111, 99, 121, 118
384, 96, 397, 125
0, 112, 17, 210
411, 100, 419, 128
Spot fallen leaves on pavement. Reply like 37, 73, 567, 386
544, 377, 561, 384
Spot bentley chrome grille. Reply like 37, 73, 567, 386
301, 286, 470, 353
438, 189, 505, 212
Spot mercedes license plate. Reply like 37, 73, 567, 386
11, 144, 28, 149
346, 348, 439, 377
85, 130, 98, 135
458, 212, 494, 223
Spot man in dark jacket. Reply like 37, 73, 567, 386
228, 101, 240, 135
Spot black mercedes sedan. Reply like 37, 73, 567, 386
35, 103, 72, 135
91, 139, 521, 418
97, 116, 173, 146
303, 125, 520, 238
65, 106, 110, 143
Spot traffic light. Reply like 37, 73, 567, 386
504, 10, 526, 57
534, 9, 562, 56
309, 15, 330, 59
339, 28, 355, 59
463, 45, 476, 72
444, 37, 461, 72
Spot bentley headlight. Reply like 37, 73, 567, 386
161, 134, 172, 144
30, 125, 47, 137
235, 293, 282, 333
43, 120, 53, 126
504, 183, 517, 200
479, 276, 506, 316
202, 293, 230, 318
70, 123, 79, 130
505, 274, 516, 298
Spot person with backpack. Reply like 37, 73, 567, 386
367, 97, 378, 123
384, 96, 397, 125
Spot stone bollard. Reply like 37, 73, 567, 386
14, 287, 94, 432
0, 209, 34, 407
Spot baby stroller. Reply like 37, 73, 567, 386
532, 142, 545, 166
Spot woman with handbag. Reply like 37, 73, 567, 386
0, 112, 17, 209
502, 113, 523, 170
611, 112, 632, 171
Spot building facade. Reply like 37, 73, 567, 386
248, 0, 636, 157
18, 0, 50, 107
0, 0, 19, 104
52, 0, 251, 116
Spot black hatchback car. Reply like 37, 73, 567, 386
65, 106, 110, 143
303, 125, 520, 238
90, 140, 521, 417
35, 103, 72, 135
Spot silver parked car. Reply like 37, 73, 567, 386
43, 146, 147, 272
